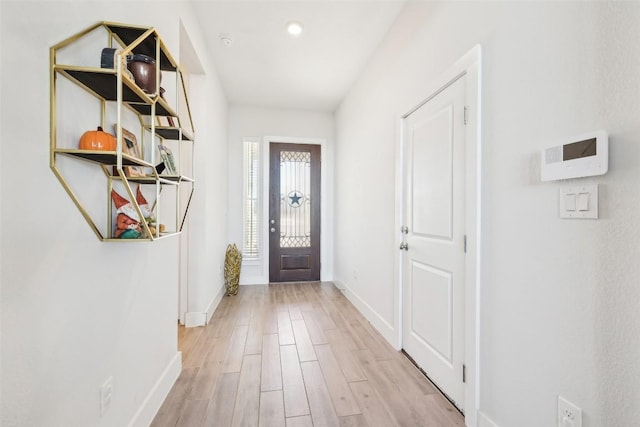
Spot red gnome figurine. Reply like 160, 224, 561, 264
111, 189, 143, 239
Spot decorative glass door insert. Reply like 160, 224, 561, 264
280, 150, 311, 248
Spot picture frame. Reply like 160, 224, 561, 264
114, 125, 146, 177
157, 144, 178, 175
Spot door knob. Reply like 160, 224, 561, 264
270, 227, 276, 233
270, 219, 275, 224
399, 242, 409, 251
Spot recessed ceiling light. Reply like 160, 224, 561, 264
286, 21, 303, 37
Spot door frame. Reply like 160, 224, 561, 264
260, 136, 330, 284
394, 45, 482, 426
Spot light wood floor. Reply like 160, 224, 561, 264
151, 282, 465, 427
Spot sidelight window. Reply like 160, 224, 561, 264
243, 139, 261, 259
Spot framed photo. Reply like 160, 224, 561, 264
114, 125, 145, 177
157, 144, 178, 175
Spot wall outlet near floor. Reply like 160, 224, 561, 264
558, 396, 582, 427
100, 376, 113, 416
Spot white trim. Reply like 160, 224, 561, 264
178, 226, 189, 326
334, 280, 396, 345
184, 285, 225, 327
260, 136, 330, 283
477, 411, 500, 427
127, 352, 182, 427
184, 311, 207, 328
395, 44, 482, 427
206, 285, 226, 324
393, 102, 405, 349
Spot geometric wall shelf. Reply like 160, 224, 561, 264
50, 21, 195, 241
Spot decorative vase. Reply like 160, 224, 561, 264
224, 244, 242, 296
127, 54, 158, 94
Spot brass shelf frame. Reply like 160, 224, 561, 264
50, 21, 196, 242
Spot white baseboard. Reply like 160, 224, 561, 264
184, 286, 226, 327
184, 311, 207, 327
205, 285, 226, 324
127, 352, 182, 427
333, 280, 346, 291
477, 411, 500, 427
334, 279, 397, 346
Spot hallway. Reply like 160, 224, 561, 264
151, 283, 464, 426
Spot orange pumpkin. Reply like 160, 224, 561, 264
79, 126, 117, 151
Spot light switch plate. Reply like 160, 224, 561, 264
559, 185, 598, 219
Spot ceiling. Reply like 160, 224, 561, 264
190, 1, 406, 112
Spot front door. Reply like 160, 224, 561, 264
402, 74, 467, 410
269, 143, 321, 282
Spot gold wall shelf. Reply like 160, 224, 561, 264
50, 21, 195, 242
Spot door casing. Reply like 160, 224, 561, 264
395, 45, 482, 426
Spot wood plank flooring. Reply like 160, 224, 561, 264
151, 282, 464, 427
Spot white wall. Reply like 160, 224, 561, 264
0, 2, 227, 426
227, 106, 334, 284
179, 12, 229, 327
335, 2, 640, 426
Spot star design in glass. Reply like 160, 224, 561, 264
289, 192, 303, 206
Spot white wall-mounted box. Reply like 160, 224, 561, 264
541, 130, 608, 181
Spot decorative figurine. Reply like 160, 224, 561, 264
111, 187, 155, 239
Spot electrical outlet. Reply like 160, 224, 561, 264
558, 396, 582, 427
100, 376, 113, 416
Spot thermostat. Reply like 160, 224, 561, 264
541, 130, 608, 181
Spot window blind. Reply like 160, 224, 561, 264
243, 141, 260, 259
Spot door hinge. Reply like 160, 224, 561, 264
464, 235, 467, 253
462, 364, 466, 383
464, 106, 468, 125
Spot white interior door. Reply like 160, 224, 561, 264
402, 74, 467, 411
